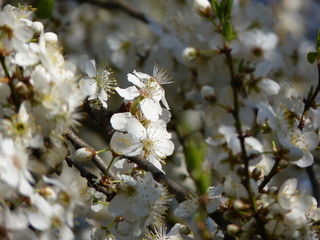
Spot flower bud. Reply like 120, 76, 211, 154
182, 47, 200, 62
251, 167, 264, 181
44, 32, 58, 43
233, 199, 245, 211
227, 224, 240, 235
178, 224, 191, 235
39, 186, 56, 200
193, 0, 212, 17
15, 81, 28, 96
32, 21, 44, 32
74, 147, 96, 162
201, 85, 216, 102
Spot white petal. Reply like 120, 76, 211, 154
258, 78, 280, 96
110, 132, 143, 156
108, 194, 129, 216
125, 118, 146, 139
127, 72, 144, 88
79, 78, 97, 96
28, 212, 50, 230
115, 86, 140, 100
295, 151, 314, 168
131, 197, 149, 217
110, 112, 133, 131
301, 131, 319, 151
140, 98, 161, 121
15, 51, 39, 66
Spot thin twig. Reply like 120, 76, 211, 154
259, 158, 280, 191
298, 63, 320, 130
66, 0, 149, 23
66, 129, 115, 178
65, 156, 114, 199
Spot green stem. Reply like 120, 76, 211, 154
97, 200, 109, 206
131, 95, 144, 114
106, 156, 116, 175
96, 148, 110, 154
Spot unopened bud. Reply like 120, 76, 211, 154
39, 186, 56, 200
32, 21, 44, 33
233, 199, 245, 211
201, 85, 216, 102
251, 167, 264, 181
227, 224, 240, 235
178, 224, 191, 235
182, 47, 200, 62
44, 32, 58, 43
193, 0, 212, 17
74, 147, 96, 162
15, 81, 28, 95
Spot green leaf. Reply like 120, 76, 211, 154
36, 0, 54, 19
222, 20, 234, 41
307, 52, 317, 64
221, 0, 233, 19
211, 0, 222, 20
226, 0, 233, 18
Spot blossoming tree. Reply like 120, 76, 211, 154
1, 0, 320, 239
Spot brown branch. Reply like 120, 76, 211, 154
65, 156, 114, 199
66, 129, 115, 179
81, 101, 233, 238
66, 0, 149, 23
298, 63, 320, 130
258, 158, 281, 191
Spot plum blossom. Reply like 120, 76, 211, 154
110, 113, 174, 169
0, 134, 34, 196
116, 65, 171, 121
79, 55, 116, 109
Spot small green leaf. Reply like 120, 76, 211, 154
221, 0, 233, 19
222, 20, 234, 41
36, 0, 54, 19
226, 0, 233, 18
307, 52, 317, 64
211, 0, 222, 20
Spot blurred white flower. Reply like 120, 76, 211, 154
79, 55, 116, 108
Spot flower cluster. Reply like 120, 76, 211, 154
0, 4, 84, 239
110, 65, 174, 170
3, 0, 320, 240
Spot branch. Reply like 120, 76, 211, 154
65, 156, 114, 199
67, 0, 149, 23
258, 157, 281, 191
82, 101, 115, 136
298, 63, 320, 130
66, 129, 115, 179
